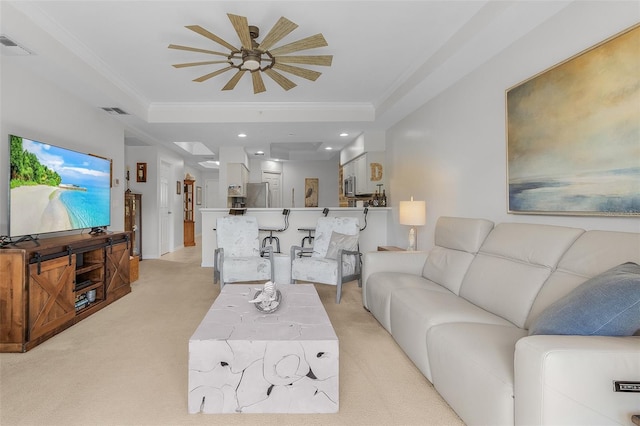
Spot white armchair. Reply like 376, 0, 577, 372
214, 216, 274, 289
290, 217, 361, 303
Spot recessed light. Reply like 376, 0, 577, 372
340, 132, 349, 137
255, 151, 265, 155
238, 133, 247, 138
325, 147, 333, 150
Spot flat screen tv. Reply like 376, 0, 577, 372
9, 134, 111, 238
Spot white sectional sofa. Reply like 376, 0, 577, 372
362, 217, 640, 426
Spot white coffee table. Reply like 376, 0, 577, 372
188, 284, 339, 413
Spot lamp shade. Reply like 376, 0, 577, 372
399, 197, 426, 226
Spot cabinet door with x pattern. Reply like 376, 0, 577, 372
105, 242, 131, 303
28, 256, 75, 341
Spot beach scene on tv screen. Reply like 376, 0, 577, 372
9, 135, 111, 237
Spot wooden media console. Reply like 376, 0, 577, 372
0, 232, 131, 352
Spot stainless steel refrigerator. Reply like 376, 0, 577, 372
246, 182, 270, 208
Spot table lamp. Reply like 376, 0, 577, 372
399, 196, 426, 251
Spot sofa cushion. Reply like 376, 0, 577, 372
389, 287, 513, 382
428, 322, 527, 426
365, 273, 450, 333
421, 247, 476, 295
421, 217, 494, 295
433, 216, 494, 253
526, 230, 640, 328
477, 223, 585, 269
529, 262, 640, 336
459, 223, 584, 328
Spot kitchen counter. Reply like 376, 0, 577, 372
200, 207, 390, 268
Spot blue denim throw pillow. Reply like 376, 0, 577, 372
529, 262, 640, 336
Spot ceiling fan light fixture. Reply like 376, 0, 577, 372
242, 52, 261, 71
170, 14, 332, 93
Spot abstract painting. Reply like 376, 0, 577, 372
507, 24, 639, 216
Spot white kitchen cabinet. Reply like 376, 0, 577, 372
342, 160, 355, 180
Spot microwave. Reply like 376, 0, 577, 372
344, 175, 356, 197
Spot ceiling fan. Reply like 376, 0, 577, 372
169, 13, 333, 94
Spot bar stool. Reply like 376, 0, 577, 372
298, 226, 315, 248
360, 207, 369, 231
296, 207, 329, 255
260, 209, 290, 253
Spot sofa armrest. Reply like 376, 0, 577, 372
362, 251, 428, 290
515, 335, 640, 426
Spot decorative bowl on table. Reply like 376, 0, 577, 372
249, 281, 282, 313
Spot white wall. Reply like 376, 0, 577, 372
1, 61, 126, 237
282, 159, 340, 208
248, 158, 283, 182
386, 1, 640, 250
125, 145, 188, 258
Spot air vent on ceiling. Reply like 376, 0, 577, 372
101, 107, 129, 115
0, 35, 32, 56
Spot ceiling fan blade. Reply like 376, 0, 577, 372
193, 66, 233, 82
268, 33, 328, 56
185, 25, 239, 52
222, 70, 247, 91
273, 63, 322, 81
227, 14, 252, 50
173, 60, 230, 68
168, 44, 229, 57
263, 68, 297, 91
252, 72, 266, 94
275, 55, 333, 66
257, 16, 298, 51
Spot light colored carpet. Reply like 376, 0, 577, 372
0, 242, 463, 426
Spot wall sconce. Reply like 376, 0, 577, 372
399, 196, 426, 251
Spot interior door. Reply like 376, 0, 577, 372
159, 177, 170, 255
262, 171, 282, 208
